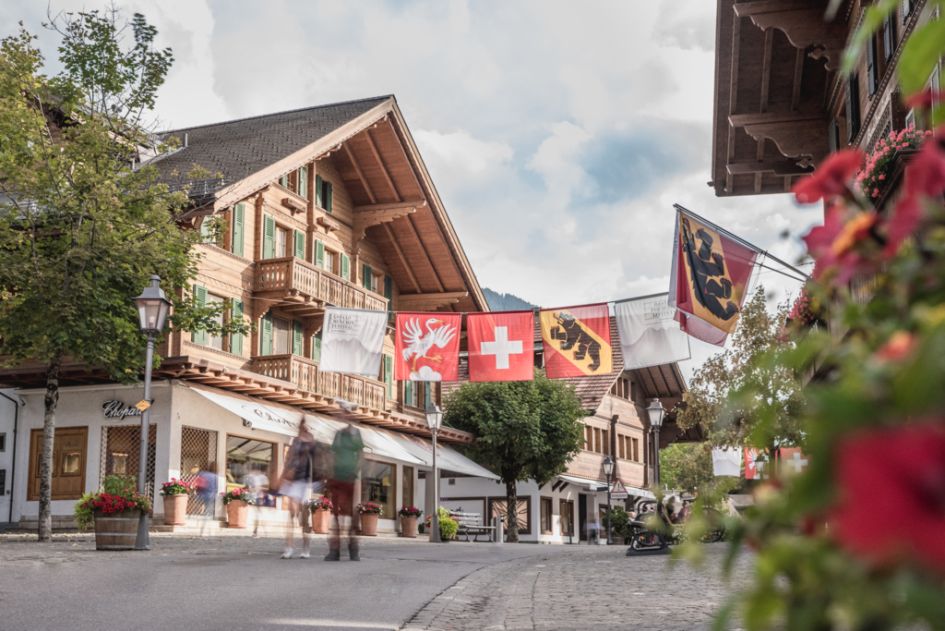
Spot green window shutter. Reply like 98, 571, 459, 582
262, 214, 275, 259
298, 167, 309, 199
192, 285, 208, 345
230, 299, 244, 356
231, 203, 245, 257
199, 217, 214, 243
404, 380, 413, 408
260, 312, 273, 356
383, 275, 393, 299
325, 182, 333, 213
312, 333, 322, 364
423, 383, 432, 408
340, 253, 350, 281
384, 354, 393, 400
294, 230, 305, 259
315, 239, 325, 268
362, 264, 373, 291
279, 174, 288, 188
315, 174, 323, 208
292, 321, 303, 356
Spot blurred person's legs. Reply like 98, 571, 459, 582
281, 481, 311, 558
326, 480, 357, 561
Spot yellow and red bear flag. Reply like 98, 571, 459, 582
539, 303, 613, 378
394, 313, 461, 381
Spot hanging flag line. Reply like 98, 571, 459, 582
673, 204, 811, 282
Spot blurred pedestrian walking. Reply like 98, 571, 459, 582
279, 421, 317, 558
326, 424, 363, 561
195, 462, 219, 536
243, 465, 269, 537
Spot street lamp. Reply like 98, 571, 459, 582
646, 398, 665, 488
602, 455, 614, 545
425, 402, 443, 543
132, 275, 171, 550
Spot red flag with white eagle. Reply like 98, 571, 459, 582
395, 313, 461, 381
466, 311, 535, 382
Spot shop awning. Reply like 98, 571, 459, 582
190, 387, 495, 478
556, 474, 656, 499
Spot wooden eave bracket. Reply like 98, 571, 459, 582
729, 113, 829, 166
352, 201, 426, 242
281, 196, 306, 215
396, 290, 468, 311
733, 3, 846, 72
316, 213, 342, 233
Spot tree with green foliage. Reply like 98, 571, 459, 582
0, 10, 243, 541
658, 442, 714, 493
675, 286, 804, 461
443, 371, 585, 542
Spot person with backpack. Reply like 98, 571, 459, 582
325, 424, 364, 561
279, 421, 318, 559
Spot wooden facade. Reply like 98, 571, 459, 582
712, 0, 936, 200
0, 96, 487, 445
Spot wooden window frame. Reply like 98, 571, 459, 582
540, 497, 553, 534
559, 499, 575, 537
28, 427, 88, 501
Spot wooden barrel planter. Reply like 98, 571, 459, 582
94, 511, 141, 551
311, 508, 331, 534
163, 494, 189, 526
400, 515, 418, 538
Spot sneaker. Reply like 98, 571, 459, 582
298, 550, 310, 559
281, 548, 294, 559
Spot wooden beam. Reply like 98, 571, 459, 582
353, 206, 417, 242
726, 159, 813, 176
404, 214, 446, 293
382, 223, 421, 293
354, 201, 426, 213
760, 28, 773, 112
343, 143, 377, 204
397, 291, 468, 310
365, 128, 401, 201
791, 47, 805, 111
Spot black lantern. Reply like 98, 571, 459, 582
133, 275, 171, 334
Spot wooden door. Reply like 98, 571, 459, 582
28, 427, 88, 500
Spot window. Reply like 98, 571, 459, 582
362, 263, 374, 292
404, 380, 426, 409
882, 16, 896, 62
206, 293, 225, 351
324, 249, 337, 275
847, 74, 862, 141
903, 0, 914, 23
618, 435, 626, 460
28, 427, 87, 500
560, 499, 574, 537
275, 226, 288, 258
199, 216, 217, 244
867, 37, 878, 97
225, 435, 275, 489
631, 437, 640, 462
297, 166, 309, 199
540, 497, 553, 534
361, 460, 396, 519
272, 317, 291, 355
602, 429, 610, 456
316, 175, 333, 213
584, 426, 592, 450
593, 428, 602, 453
101, 425, 155, 499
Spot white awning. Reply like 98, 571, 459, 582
556, 474, 656, 499
189, 387, 494, 478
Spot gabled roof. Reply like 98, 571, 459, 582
154, 96, 391, 195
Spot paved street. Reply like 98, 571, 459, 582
0, 533, 750, 631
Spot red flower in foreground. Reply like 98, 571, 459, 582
874, 331, 918, 362
832, 421, 945, 574
792, 149, 864, 204
803, 205, 877, 284
904, 88, 945, 111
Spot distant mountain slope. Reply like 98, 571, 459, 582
483, 288, 537, 311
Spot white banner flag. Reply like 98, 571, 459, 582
712, 447, 741, 477
615, 294, 691, 370
319, 307, 387, 376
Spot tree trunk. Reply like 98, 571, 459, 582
38, 357, 61, 542
505, 479, 518, 543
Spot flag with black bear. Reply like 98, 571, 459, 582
539, 303, 612, 378
669, 208, 758, 346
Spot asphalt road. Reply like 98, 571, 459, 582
0, 533, 750, 631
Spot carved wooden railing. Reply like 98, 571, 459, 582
254, 257, 388, 312
250, 354, 387, 411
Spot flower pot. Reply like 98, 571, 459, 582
93, 510, 141, 551
163, 494, 188, 526
360, 512, 379, 536
311, 508, 331, 534
400, 515, 418, 538
226, 500, 248, 528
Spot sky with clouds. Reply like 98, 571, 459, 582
3, 0, 824, 375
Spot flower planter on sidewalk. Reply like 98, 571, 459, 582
360, 513, 379, 536
400, 515, 418, 538
163, 494, 188, 526
311, 508, 331, 534
226, 500, 248, 528
93, 510, 141, 550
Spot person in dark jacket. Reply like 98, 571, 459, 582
279, 421, 317, 559
325, 424, 364, 561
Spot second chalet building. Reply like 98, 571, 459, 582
0, 95, 499, 532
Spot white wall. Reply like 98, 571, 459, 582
0, 389, 21, 525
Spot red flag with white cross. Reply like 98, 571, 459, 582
466, 311, 535, 382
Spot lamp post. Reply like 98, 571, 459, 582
646, 398, 665, 488
602, 455, 614, 545
132, 275, 171, 550
425, 403, 443, 543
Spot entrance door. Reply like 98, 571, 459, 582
578, 494, 588, 541
0, 420, 10, 523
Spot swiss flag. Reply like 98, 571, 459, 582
466, 311, 534, 382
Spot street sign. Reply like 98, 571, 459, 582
134, 399, 152, 412
610, 480, 629, 500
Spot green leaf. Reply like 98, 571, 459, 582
898, 14, 945, 97
841, 0, 898, 76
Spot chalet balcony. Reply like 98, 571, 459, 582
254, 257, 388, 316
249, 353, 387, 412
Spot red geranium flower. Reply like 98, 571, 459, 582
832, 421, 945, 574
803, 204, 878, 284
792, 149, 865, 204
885, 126, 945, 257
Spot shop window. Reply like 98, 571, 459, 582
361, 460, 396, 519
225, 435, 275, 491
560, 499, 574, 537
28, 426, 88, 501
540, 497, 553, 534
101, 425, 156, 501
489, 497, 530, 535
180, 426, 219, 516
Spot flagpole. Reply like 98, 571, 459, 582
673, 204, 811, 281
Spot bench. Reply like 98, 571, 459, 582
450, 511, 496, 542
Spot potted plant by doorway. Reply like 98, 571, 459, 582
357, 501, 383, 536
308, 496, 333, 534
160, 478, 193, 526
398, 505, 422, 538
74, 475, 151, 550
222, 487, 253, 528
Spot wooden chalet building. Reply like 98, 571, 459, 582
440, 319, 688, 544
0, 95, 499, 531
712, 0, 936, 206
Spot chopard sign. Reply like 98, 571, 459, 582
102, 400, 142, 420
